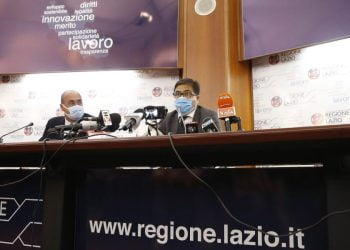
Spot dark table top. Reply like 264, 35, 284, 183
1, 125, 350, 168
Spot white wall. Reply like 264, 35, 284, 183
252, 38, 350, 129
0, 69, 179, 142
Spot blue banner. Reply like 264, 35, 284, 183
75, 168, 327, 250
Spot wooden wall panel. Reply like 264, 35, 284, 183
227, 0, 253, 130
179, 0, 253, 130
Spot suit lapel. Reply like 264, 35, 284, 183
170, 111, 179, 134
193, 106, 203, 132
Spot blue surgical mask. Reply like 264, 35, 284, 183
175, 97, 194, 115
68, 105, 84, 121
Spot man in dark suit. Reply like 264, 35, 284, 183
39, 90, 91, 141
159, 78, 221, 134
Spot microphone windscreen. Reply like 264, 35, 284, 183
217, 92, 233, 108
81, 121, 98, 130
99, 110, 112, 126
106, 113, 121, 132
217, 92, 236, 118
202, 117, 219, 132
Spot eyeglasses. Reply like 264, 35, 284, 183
173, 90, 197, 99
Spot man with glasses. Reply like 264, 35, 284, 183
159, 78, 221, 134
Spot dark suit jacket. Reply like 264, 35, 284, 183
159, 106, 221, 134
39, 113, 91, 141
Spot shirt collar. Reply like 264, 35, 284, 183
65, 116, 75, 125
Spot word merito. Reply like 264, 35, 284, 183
69, 37, 113, 50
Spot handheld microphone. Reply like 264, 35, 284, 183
202, 117, 219, 133
185, 122, 199, 133
53, 121, 98, 132
0, 122, 34, 143
99, 110, 112, 126
103, 113, 121, 132
217, 93, 243, 131
79, 110, 121, 131
120, 109, 145, 131
217, 92, 236, 131
79, 110, 112, 126
47, 121, 98, 140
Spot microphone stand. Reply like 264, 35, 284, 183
146, 120, 160, 136
0, 122, 34, 143
224, 116, 242, 132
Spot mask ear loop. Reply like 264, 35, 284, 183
61, 103, 73, 122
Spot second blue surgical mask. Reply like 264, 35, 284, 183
175, 97, 195, 115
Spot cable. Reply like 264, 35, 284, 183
0, 168, 41, 187
27, 133, 119, 247
0, 133, 120, 247
0, 133, 118, 188
176, 109, 187, 134
40, 133, 119, 168
146, 120, 160, 136
167, 132, 350, 238
45, 131, 60, 140
29, 138, 48, 247
0, 135, 50, 188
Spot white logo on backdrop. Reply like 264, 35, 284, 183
252, 38, 350, 129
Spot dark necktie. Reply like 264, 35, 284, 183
177, 116, 188, 134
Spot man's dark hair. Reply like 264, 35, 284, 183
174, 78, 200, 95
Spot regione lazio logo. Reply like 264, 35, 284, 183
24, 126, 34, 136
271, 96, 282, 108
152, 87, 162, 97
311, 113, 324, 126
41, 1, 114, 58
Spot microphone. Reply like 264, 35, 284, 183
120, 109, 145, 131
202, 117, 219, 133
79, 111, 121, 132
46, 121, 98, 140
218, 92, 235, 131
104, 113, 121, 132
99, 110, 112, 126
217, 92, 242, 131
0, 122, 34, 143
185, 122, 199, 133
52, 121, 98, 132
79, 110, 111, 126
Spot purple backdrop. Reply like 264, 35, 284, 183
242, 0, 350, 59
0, 0, 178, 73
